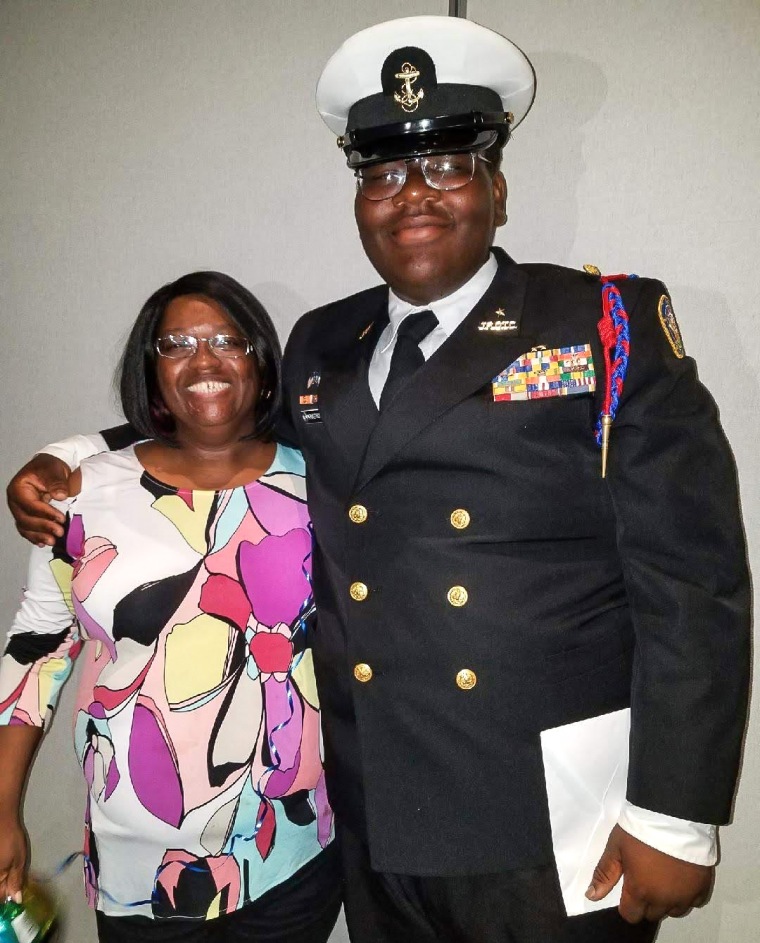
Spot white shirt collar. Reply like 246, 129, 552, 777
385, 253, 498, 347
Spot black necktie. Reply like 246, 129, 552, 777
379, 309, 439, 411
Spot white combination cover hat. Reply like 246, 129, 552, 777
316, 15, 535, 167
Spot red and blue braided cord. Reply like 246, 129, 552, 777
595, 274, 636, 445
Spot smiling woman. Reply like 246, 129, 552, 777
0, 273, 341, 943
117, 272, 281, 491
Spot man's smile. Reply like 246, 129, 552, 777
391, 214, 451, 245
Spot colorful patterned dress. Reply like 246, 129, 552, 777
0, 444, 333, 920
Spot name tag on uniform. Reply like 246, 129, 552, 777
492, 344, 596, 402
300, 372, 322, 423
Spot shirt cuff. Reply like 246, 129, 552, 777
40, 433, 107, 470
618, 801, 717, 865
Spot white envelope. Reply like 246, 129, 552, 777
540, 708, 630, 915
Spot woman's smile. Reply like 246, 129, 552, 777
185, 379, 232, 394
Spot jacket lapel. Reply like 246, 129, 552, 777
319, 294, 388, 480
356, 254, 533, 492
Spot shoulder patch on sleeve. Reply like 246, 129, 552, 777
657, 294, 685, 359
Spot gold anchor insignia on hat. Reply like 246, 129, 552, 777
394, 62, 424, 113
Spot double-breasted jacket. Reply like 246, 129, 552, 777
281, 248, 750, 878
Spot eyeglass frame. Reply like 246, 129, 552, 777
154, 333, 254, 360
354, 151, 494, 201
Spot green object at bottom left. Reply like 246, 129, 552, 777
0, 880, 58, 943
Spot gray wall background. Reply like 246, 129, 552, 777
1, 1, 758, 941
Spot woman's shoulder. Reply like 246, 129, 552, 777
68, 465, 83, 497
74, 445, 144, 496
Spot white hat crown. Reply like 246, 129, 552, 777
316, 15, 535, 137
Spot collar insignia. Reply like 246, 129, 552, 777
478, 310, 517, 332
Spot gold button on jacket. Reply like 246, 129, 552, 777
447, 585, 468, 607
456, 668, 477, 690
450, 508, 471, 530
349, 504, 368, 524
354, 663, 373, 683
350, 581, 369, 601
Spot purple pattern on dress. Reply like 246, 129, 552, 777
315, 771, 332, 848
238, 530, 312, 627
263, 676, 303, 772
73, 596, 117, 663
66, 513, 85, 560
129, 702, 184, 827
105, 754, 120, 799
244, 481, 306, 537
264, 748, 301, 798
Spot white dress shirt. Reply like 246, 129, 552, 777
368, 254, 499, 405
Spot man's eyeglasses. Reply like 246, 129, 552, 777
355, 152, 491, 201
155, 334, 252, 359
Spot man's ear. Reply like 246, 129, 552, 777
493, 171, 508, 228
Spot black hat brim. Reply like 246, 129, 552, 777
344, 112, 510, 168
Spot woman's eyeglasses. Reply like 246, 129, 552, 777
155, 334, 252, 359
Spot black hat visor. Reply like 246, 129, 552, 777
344, 112, 510, 168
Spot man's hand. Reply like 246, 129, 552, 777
586, 824, 713, 922
7, 455, 70, 546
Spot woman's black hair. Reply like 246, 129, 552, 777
117, 271, 281, 444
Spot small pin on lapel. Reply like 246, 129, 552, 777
478, 316, 517, 332
358, 322, 374, 341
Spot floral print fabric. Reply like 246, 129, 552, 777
0, 444, 332, 919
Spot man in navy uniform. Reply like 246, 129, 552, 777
7, 15, 751, 943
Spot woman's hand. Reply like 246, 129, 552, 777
0, 726, 43, 901
0, 814, 28, 902
6, 455, 70, 546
